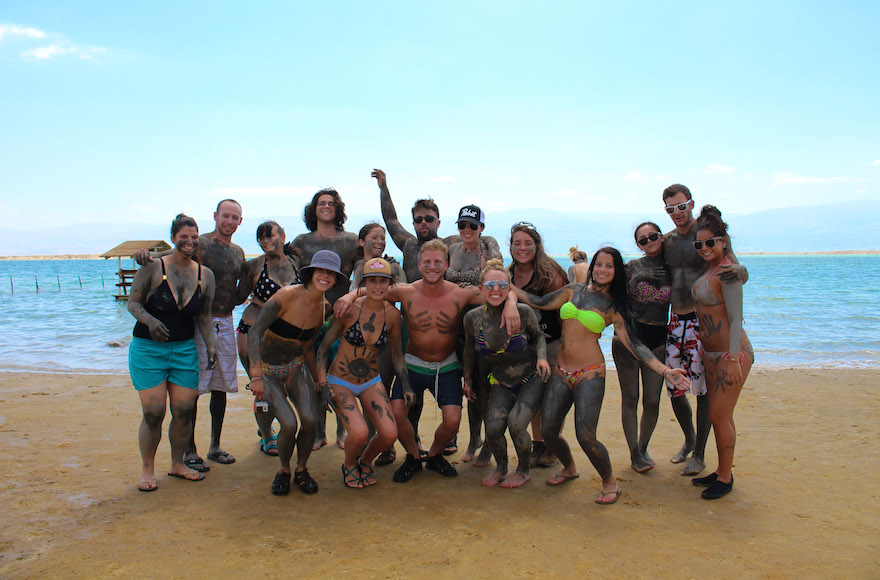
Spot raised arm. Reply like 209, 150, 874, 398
373, 168, 414, 252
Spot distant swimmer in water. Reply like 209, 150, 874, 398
690, 206, 753, 500
567, 246, 589, 284
128, 213, 217, 491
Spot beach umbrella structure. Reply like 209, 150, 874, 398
100, 240, 171, 300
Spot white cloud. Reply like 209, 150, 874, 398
0, 24, 46, 41
23, 45, 69, 59
706, 162, 735, 174
872, 160, 880, 166
626, 171, 648, 182
432, 176, 456, 183
744, 173, 755, 179
772, 173, 867, 185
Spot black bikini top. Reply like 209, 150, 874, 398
268, 317, 318, 342
342, 304, 388, 347
253, 259, 283, 303
133, 258, 203, 342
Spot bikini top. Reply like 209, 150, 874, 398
342, 304, 389, 348
268, 317, 318, 342
475, 310, 529, 356
692, 273, 724, 307
632, 280, 671, 305
560, 301, 606, 335
133, 258, 203, 342
253, 259, 283, 303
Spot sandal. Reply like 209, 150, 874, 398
137, 477, 158, 492
341, 464, 362, 489
184, 457, 210, 472
358, 463, 377, 487
271, 471, 291, 495
260, 434, 279, 456
595, 487, 622, 505
293, 469, 319, 494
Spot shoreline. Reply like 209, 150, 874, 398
1, 367, 877, 576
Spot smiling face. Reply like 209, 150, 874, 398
413, 209, 440, 242
418, 249, 447, 283
591, 251, 615, 286
360, 226, 386, 259
310, 268, 337, 292
457, 222, 483, 244
664, 192, 694, 230
214, 201, 242, 238
510, 230, 537, 266
316, 194, 337, 225
258, 225, 285, 255
695, 228, 726, 263
172, 225, 200, 257
635, 224, 663, 258
364, 276, 391, 301
480, 270, 510, 307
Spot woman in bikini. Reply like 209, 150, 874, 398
462, 259, 551, 488
611, 222, 671, 474
316, 258, 413, 488
509, 222, 568, 468
246, 250, 344, 496
128, 213, 217, 492
567, 246, 589, 284
690, 206, 753, 500
236, 220, 300, 457
514, 247, 689, 504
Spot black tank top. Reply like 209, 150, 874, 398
133, 258, 204, 341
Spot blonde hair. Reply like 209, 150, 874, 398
568, 246, 588, 263
480, 258, 510, 283
418, 238, 448, 261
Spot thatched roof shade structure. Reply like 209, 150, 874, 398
100, 241, 171, 300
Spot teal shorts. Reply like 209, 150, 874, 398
129, 337, 199, 391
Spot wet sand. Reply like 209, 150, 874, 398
0, 368, 877, 577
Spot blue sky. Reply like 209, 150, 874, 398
1, 1, 878, 234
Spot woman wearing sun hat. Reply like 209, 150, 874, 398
316, 257, 414, 488
246, 249, 345, 496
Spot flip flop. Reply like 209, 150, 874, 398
137, 477, 158, 492
167, 471, 206, 482
546, 472, 580, 486
207, 450, 236, 464
184, 457, 210, 472
595, 488, 622, 505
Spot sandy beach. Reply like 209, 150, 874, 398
0, 367, 877, 578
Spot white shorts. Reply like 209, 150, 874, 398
195, 314, 239, 395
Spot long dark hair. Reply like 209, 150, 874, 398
587, 247, 632, 323
303, 188, 347, 232
508, 223, 567, 292
695, 205, 735, 259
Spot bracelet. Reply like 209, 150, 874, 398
722, 352, 744, 363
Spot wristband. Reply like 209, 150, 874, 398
722, 352, 744, 363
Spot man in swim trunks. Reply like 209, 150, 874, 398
136, 199, 246, 470
285, 188, 359, 450
662, 184, 746, 475
335, 239, 520, 482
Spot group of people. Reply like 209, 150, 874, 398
127, 172, 752, 504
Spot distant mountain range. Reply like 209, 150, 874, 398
1, 201, 876, 257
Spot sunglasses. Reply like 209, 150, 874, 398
692, 236, 725, 250
637, 232, 661, 246
481, 280, 511, 290
457, 222, 479, 231
413, 216, 437, 224
511, 221, 537, 233
665, 202, 691, 214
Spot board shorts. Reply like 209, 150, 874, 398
195, 314, 239, 395
665, 312, 706, 397
129, 336, 199, 391
391, 352, 463, 407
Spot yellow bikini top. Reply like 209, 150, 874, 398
560, 301, 606, 334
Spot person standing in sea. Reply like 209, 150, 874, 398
136, 199, 246, 471
661, 184, 746, 475
128, 213, 216, 491
285, 188, 359, 450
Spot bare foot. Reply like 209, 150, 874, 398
461, 450, 475, 462
336, 436, 345, 450
632, 458, 655, 473
680, 456, 705, 476
461, 438, 480, 462
482, 469, 504, 487
473, 446, 492, 467
312, 437, 328, 451
500, 471, 530, 488
670, 441, 693, 463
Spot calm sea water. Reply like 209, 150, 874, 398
1, 255, 878, 373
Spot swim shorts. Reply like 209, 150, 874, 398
129, 336, 199, 391
392, 353, 463, 407
665, 312, 706, 397
195, 314, 239, 395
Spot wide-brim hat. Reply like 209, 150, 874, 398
362, 257, 393, 279
457, 204, 484, 226
302, 249, 346, 283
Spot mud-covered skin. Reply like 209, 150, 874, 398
663, 227, 705, 316
246, 286, 330, 475
462, 304, 547, 485
350, 256, 406, 290
286, 232, 358, 305
625, 255, 671, 325
236, 253, 300, 330
446, 237, 502, 286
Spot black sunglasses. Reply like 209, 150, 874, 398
457, 222, 479, 231
692, 236, 724, 250
413, 216, 437, 224
637, 232, 661, 246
